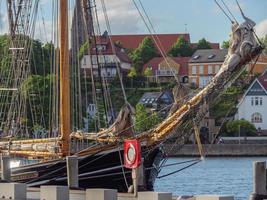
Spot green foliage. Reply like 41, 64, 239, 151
0, 35, 12, 76
134, 103, 161, 132
144, 67, 153, 76
78, 41, 89, 60
0, 35, 53, 76
225, 120, 257, 136
168, 37, 193, 57
128, 68, 137, 78
87, 117, 97, 132
20, 74, 54, 129
221, 40, 230, 49
210, 86, 242, 119
197, 38, 211, 49
129, 37, 158, 74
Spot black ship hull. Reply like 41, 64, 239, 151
11, 146, 162, 192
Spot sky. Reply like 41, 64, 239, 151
0, 0, 266, 45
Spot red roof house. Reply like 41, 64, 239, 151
143, 56, 190, 83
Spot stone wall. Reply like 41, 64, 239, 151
165, 144, 267, 157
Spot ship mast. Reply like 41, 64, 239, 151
60, 0, 71, 156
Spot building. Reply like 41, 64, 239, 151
143, 57, 189, 83
247, 53, 267, 75
80, 33, 132, 79
139, 91, 173, 117
235, 70, 267, 133
188, 49, 228, 88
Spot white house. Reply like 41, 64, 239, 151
80, 33, 132, 78
235, 71, 267, 132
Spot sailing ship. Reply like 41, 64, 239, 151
0, 0, 264, 192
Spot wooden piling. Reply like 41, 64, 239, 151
66, 156, 79, 189
1, 155, 11, 181
249, 161, 267, 200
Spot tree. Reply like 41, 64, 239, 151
0, 35, 53, 76
144, 67, 153, 76
197, 38, 211, 49
135, 103, 148, 132
128, 67, 137, 78
221, 40, 230, 49
226, 120, 257, 136
168, 37, 193, 57
210, 86, 242, 119
129, 37, 158, 74
78, 41, 89, 60
134, 103, 161, 132
20, 74, 53, 130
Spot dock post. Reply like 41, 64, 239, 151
86, 189, 117, 200
1, 155, 11, 181
249, 161, 267, 200
0, 183, 26, 200
40, 186, 69, 200
138, 159, 146, 188
66, 156, 79, 189
132, 167, 139, 197
138, 192, 172, 200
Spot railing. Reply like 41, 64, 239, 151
156, 70, 177, 76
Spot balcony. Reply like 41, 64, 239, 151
156, 70, 177, 76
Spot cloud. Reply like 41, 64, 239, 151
98, 0, 143, 34
34, 20, 53, 42
255, 19, 267, 38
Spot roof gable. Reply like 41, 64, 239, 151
237, 78, 267, 108
246, 80, 267, 96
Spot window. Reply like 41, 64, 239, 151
260, 97, 263, 105
215, 65, 220, 73
255, 97, 259, 106
193, 55, 200, 59
208, 54, 215, 59
251, 113, 263, 123
199, 66, 204, 74
192, 66, 197, 75
251, 97, 254, 106
208, 65, 213, 74
191, 78, 197, 83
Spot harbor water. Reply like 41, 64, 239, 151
155, 157, 267, 200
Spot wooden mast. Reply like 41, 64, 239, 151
59, 0, 71, 156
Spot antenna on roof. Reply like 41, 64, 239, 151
184, 24, 188, 33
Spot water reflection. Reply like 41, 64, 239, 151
155, 157, 267, 200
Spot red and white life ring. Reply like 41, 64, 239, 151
124, 139, 141, 169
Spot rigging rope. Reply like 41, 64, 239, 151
157, 159, 201, 179
214, 0, 234, 23
132, 0, 181, 85
220, 0, 237, 23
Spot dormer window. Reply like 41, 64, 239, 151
96, 44, 106, 51
193, 55, 200, 59
208, 54, 215, 59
